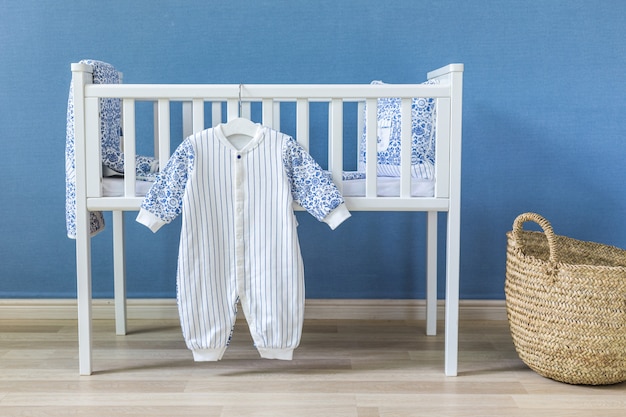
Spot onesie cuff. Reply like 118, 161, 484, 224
192, 347, 227, 361
257, 347, 294, 360
136, 208, 167, 233
323, 204, 351, 230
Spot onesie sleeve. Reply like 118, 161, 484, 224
136, 138, 195, 232
283, 136, 350, 229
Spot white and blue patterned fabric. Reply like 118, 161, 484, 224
341, 171, 366, 181
358, 80, 438, 179
65, 59, 158, 238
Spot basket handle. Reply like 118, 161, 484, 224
512, 212, 559, 264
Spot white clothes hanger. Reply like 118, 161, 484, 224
221, 117, 259, 139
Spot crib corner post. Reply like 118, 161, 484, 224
72, 62, 95, 376
444, 63, 463, 377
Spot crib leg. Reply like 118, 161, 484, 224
444, 208, 460, 377
425, 211, 438, 336
75, 222, 93, 375
113, 211, 127, 336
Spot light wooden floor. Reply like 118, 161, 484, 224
0, 318, 624, 416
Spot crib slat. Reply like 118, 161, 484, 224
262, 99, 273, 128
296, 99, 309, 151
211, 102, 222, 127
400, 98, 412, 198
435, 98, 450, 198
85, 97, 101, 198
182, 102, 193, 137
328, 99, 343, 188
157, 99, 170, 172
122, 99, 136, 197
273, 101, 281, 131
241, 102, 251, 120
153, 102, 159, 162
357, 101, 365, 168
227, 99, 238, 121
192, 99, 204, 133
365, 98, 378, 198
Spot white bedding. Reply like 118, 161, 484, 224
102, 175, 435, 198
341, 176, 434, 197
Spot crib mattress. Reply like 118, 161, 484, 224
102, 175, 435, 199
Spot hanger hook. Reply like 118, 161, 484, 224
238, 83, 243, 117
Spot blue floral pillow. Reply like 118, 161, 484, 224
358, 80, 437, 179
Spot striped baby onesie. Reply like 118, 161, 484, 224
137, 125, 350, 361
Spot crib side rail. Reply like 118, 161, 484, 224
83, 83, 451, 100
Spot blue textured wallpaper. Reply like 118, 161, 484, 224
1, 1, 625, 299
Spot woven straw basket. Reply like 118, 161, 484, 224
505, 212, 626, 385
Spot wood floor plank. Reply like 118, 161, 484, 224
0, 318, 623, 417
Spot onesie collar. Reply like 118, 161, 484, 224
215, 124, 265, 155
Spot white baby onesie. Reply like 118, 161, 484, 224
137, 124, 350, 361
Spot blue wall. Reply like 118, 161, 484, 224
1, 1, 626, 300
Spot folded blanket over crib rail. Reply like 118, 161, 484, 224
65, 59, 158, 238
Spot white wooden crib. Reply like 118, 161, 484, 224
70, 62, 464, 376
